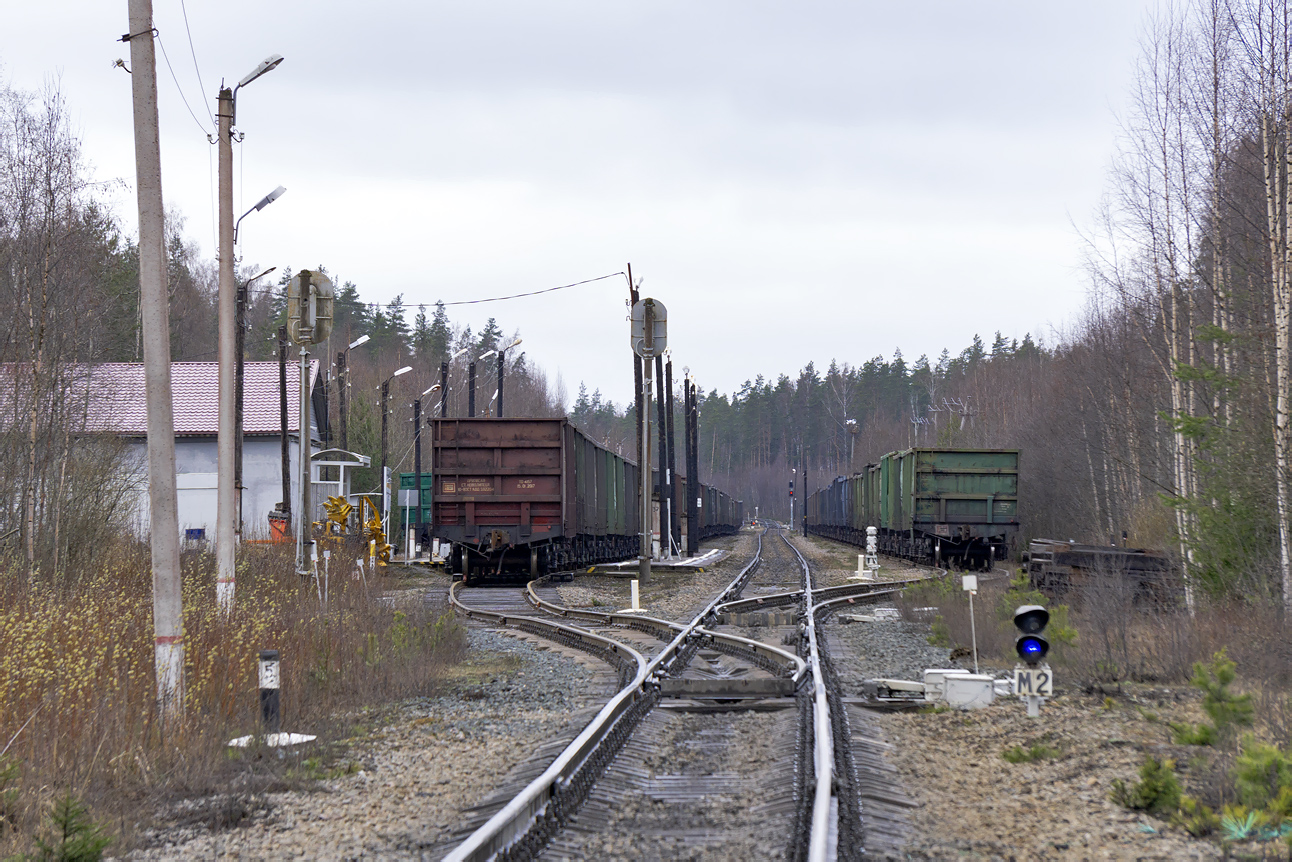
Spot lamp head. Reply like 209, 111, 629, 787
392, 366, 412, 378
254, 185, 286, 211
422, 384, 441, 396
478, 349, 497, 360
451, 347, 468, 361
348, 334, 370, 350
505, 338, 523, 351
238, 54, 284, 89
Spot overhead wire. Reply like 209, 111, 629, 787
177, 0, 214, 126
153, 32, 209, 137
440, 272, 626, 306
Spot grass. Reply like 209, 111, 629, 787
0, 539, 466, 857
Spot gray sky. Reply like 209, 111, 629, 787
8, 2, 1156, 406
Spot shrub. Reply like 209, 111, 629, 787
31, 793, 110, 862
1192, 648, 1253, 739
1175, 795, 1221, 837
1234, 736, 1292, 810
1110, 756, 1182, 815
1170, 721, 1216, 746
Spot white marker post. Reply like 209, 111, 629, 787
865, 525, 879, 576
962, 574, 979, 674
259, 649, 281, 734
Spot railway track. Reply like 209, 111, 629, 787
442, 525, 916, 861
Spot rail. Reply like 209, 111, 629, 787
781, 532, 835, 862
444, 529, 769, 862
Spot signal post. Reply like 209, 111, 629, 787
631, 298, 667, 582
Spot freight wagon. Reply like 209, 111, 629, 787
805, 448, 1019, 570
1024, 538, 1177, 603
430, 417, 742, 580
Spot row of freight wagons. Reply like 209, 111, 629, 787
423, 417, 742, 578
805, 448, 1019, 570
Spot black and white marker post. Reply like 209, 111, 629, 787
259, 649, 281, 734
228, 649, 316, 748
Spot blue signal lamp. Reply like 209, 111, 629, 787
1014, 604, 1050, 665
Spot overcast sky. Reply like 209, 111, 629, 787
6, 1, 1157, 406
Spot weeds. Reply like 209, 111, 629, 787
1001, 742, 1062, 763
0, 543, 465, 855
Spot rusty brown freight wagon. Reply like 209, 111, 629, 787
430, 417, 640, 580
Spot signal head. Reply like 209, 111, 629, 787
1013, 605, 1050, 665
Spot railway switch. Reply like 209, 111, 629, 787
1013, 604, 1050, 665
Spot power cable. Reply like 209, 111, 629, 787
177, 0, 215, 126
440, 272, 626, 306
153, 32, 209, 136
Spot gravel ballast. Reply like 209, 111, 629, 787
125, 628, 615, 861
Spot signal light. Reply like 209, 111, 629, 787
1013, 604, 1049, 665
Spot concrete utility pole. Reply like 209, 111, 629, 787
278, 326, 290, 521
216, 55, 282, 611
216, 84, 236, 612
126, 0, 184, 722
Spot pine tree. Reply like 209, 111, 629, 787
412, 304, 430, 359
477, 317, 503, 354
428, 301, 452, 367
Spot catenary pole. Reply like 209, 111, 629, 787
337, 348, 347, 450
654, 354, 667, 556
215, 84, 236, 612
666, 358, 678, 552
439, 362, 448, 417
234, 281, 245, 544
639, 299, 654, 583
468, 362, 476, 417
496, 352, 504, 418
297, 348, 311, 574
413, 396, 422, 552
278, 326, 290, 521
126, 0, 184, 721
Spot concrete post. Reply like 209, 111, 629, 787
216, 85, 236, 613
127, 0, 184, 720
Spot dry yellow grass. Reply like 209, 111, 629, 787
0, 541, 464, 855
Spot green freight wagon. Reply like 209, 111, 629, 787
806, 447, 1019, 570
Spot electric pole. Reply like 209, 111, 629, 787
216, 84, 236, 613
126, 0, 184, 722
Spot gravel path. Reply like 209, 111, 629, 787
125, 628, 616, 861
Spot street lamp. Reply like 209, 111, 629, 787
216, 53, 284, 614
336, 333, 370, 451
234, 185, 286, 244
